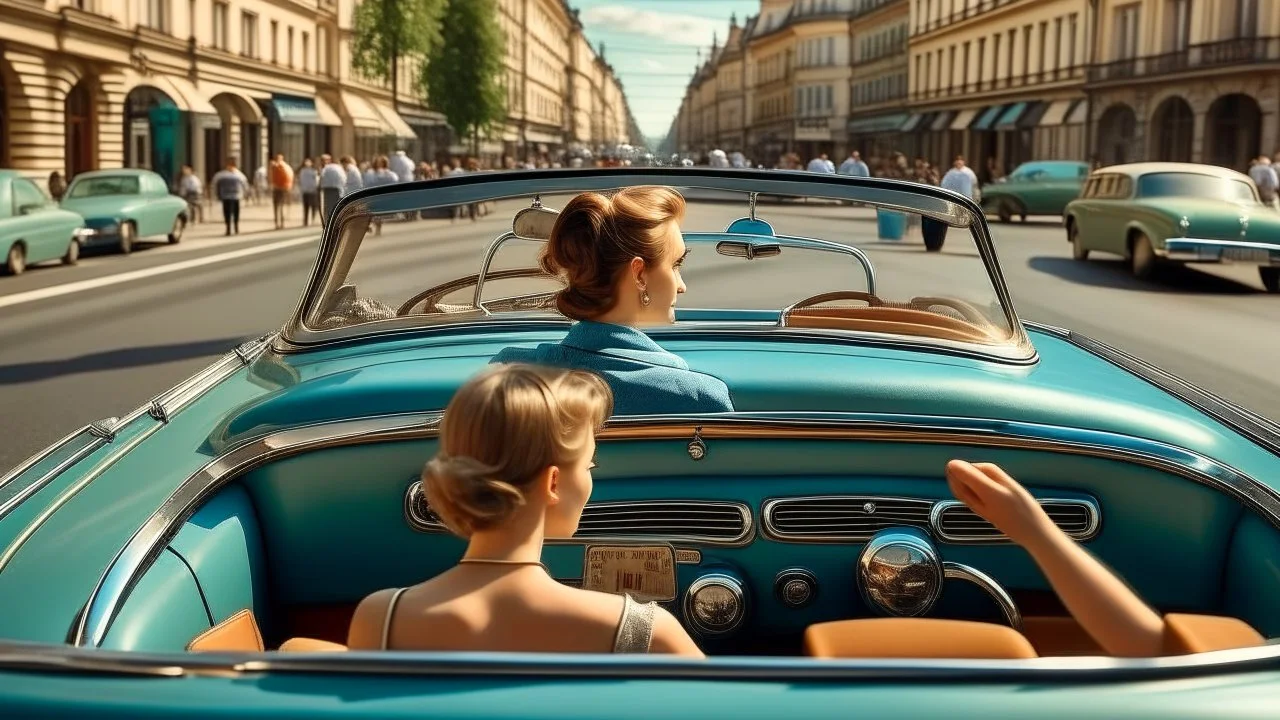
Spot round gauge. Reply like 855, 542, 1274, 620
683, 573, 747, 635
774, 568, 818, 609
856, 527, 944, 617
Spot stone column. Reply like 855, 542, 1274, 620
3, 49, 68, 181
97, 70, 128, 169
1191, 110, 1207, 164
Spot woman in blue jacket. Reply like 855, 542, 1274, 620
492, 186, 734, 415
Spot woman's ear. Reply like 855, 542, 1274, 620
543, 465, 561, 506
630, 256, 647, 288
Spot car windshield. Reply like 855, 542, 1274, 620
66, 175, 141, 198
1136, 172, 1257, 203
293, 170, 1032, 361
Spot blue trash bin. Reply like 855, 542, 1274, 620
877, 209, 907, 240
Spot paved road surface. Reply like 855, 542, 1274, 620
1, 198, 1276, 470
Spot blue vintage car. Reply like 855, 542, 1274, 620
59, 169, 189, 254
0, 170, 89, 275
1, 170, 1278, 716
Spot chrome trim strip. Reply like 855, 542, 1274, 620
406, 482, 754, 547
148, 335, 271, 424
0, 435, 106, 523
7, 637, 1280, 681
943, 562, 1023, 631
75, 410, 1280, 648
0, 425, 95, 494
761, 495, 936, 543
929, 498, 1101, 544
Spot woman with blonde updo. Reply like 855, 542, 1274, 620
492, 186, 734, 415
347, 364, 704, 656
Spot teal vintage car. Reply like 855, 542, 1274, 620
981, 160, 1088, 222
0, 170, 88, 275
1065, 162, 1280, 291
60, 169, 189, 254
2, 170, 1279, 716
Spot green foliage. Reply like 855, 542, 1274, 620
351, 0, 444, 84
421, 0, 507, 150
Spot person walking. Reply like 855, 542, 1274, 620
268, 153, 294, 230
924, 155, 979, 253
343, 156, 364, 196
366, 155, 400, 236
318, 154, 346, 227
47, 171, 67, 202
210, 157, 249, 236
297, 158, 319, 226
177, 165, 203, 223
390, 149, 415, 182
1249, 156, 1278, 210
837, 151, 870, 177
807, 153, 835, 173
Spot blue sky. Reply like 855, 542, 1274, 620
572, 0, 760, 144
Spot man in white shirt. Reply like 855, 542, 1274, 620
807, 153, 836, 173
318, 153, 347, 227
1248, 156, 1278, 209
344, 157, 364, 195
940, 155, 978, 200
837, 151, 870, 177
297, 158, 319, 227
390, 150, 415, 182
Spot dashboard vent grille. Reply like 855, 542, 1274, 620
406, 483, 752, 546
933, 500, 1099, 542
762, 496, 934, 541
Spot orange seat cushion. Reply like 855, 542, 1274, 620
1162, 614, 1264, 655
804, 617, 1038, 659
278, 637, 349, 652
187, 609, 264, 652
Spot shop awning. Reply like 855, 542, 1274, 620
949, 108, 979, 130
340, 90, 389, 132
124, 71, 217, 115
1037, 99, 1074, 127
1016, 101, 1049, 128
264, 95, 339, 126
970, 105, 1006, 131
994, 102, 1029, 130
929, 111, 957, 132
848, 112, 910, 134
900, 113, 927, 132
200, 82, 267, 123
526, 129, 563, 145
370, 99, 417, 139
1065, 99, 1089, 125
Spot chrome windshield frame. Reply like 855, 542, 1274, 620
284, 169, 1023, 351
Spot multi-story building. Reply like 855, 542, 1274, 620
847, 0, 909, 161
747, 1, 799, 162
0, 0, 630, 185
789, 0, 854, 160
1087, 0, 1277, 171
905, 0, 1091, 182
714, 17, 752, 151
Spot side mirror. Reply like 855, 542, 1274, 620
716, 240, 781, 260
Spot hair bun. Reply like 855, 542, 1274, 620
423, 455, 526, 536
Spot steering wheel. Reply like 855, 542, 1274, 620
397, 267, 554, 316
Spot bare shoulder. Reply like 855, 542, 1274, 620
347, 588, 398, 649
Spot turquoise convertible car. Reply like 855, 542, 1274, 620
2, 170, 1279, 716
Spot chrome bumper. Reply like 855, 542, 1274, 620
1160, 238, 1280, 266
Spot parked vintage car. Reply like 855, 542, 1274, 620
1, 170, 1279, 716
59, 169, 189, 254
980, 160, 1089, 222
0, 170, 88, 275
1065, 162, 1280, 291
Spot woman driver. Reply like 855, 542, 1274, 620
347, 363, 704, 656
492, 186, 734, 415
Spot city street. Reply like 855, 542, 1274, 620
1, 197, 1276, 470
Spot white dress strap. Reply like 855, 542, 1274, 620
381, 587, 410, 650
612, 593, 656, 653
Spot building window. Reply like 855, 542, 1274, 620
1053, 17, 1063, 71
271, 20, 279, 63
1236, 0, 1259, 38
212, 2, 229, 50
1114, 3, 1140, 60
146, 0, 170, 32
993, 34, 1002, 79
962, 41, 971, 87
1164, 0, 1191, 51
948, 45, 956, 89
302, 31, 310, 72
1068, 13, 1079, 67
1007, 28, 1016, 78
977, 37, 985, 85
1022, 24, 1032, 74
1038, 21, 1048, 76
287, 27, 295, 68
242, 12, 259, 58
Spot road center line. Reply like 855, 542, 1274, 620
0, 234, 320, 310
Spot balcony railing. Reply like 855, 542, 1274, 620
908, 65, 1083, 102
1088, 37, 1280, 84
913, 0, 1023, 37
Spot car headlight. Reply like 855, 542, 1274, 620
1180, 216, 1190, 236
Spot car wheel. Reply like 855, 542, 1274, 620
1261, 267, 1280, 293
1130, 232, 1158, 280
62, 237, 80, 266
4, 243, 25, 276
996, 200, 1012, 223
118, 222, 135, 255
1069, 221, 1089, 261
168, 215, 185, 244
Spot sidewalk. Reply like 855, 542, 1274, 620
184, 194, 323, 241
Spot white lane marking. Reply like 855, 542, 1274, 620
0, 234, 319, 310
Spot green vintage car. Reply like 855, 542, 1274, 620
60, 169, 189, 255
1, 170, 1279, 716
1065, 162, 1280, 292
0, 170, 88, 275
981, 160, 1089, 222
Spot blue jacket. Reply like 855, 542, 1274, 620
490, 320, 735, 415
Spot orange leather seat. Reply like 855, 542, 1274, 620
804, 617, 1038, 659
187, 608, 348, 653
1162, 614, 1264, 655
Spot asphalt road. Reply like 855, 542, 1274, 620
2, 198, 1277, 471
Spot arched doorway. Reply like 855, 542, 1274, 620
1150, 96, 1194, 163
1096, 104, 1137, 166
210, 93, 263, 178
0, 59, 11, 167
125, 85, 181, 185
1205, 93, 1261, 171
65, 79, 96, 179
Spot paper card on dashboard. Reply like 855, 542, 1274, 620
581, 545, 677, 603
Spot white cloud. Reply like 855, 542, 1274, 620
641, 58, 665, 71
581, 6, 720, 46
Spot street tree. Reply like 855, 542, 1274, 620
421, 0, 506, 156
350, 0, 444, 105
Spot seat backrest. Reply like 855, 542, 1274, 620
804, 618, 1038, 659
187, 609, 264, 652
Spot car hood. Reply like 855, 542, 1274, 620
59, 196, 144, 218
1135, 198, 1280, 242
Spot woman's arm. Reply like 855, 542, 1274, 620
649, 606, 706, 658
945, 460, 1165, 657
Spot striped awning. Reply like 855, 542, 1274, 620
949, 108, 979, 130
970, 105, 1005, 131
1037, 99, 1075, 127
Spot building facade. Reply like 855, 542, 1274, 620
0, 0, 631, 187
846, 0, 909, 161
1087, 0, 1279, 171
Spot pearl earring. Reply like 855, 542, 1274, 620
640, 289, 651, 306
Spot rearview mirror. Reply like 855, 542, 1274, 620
716, 240, 781, 260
